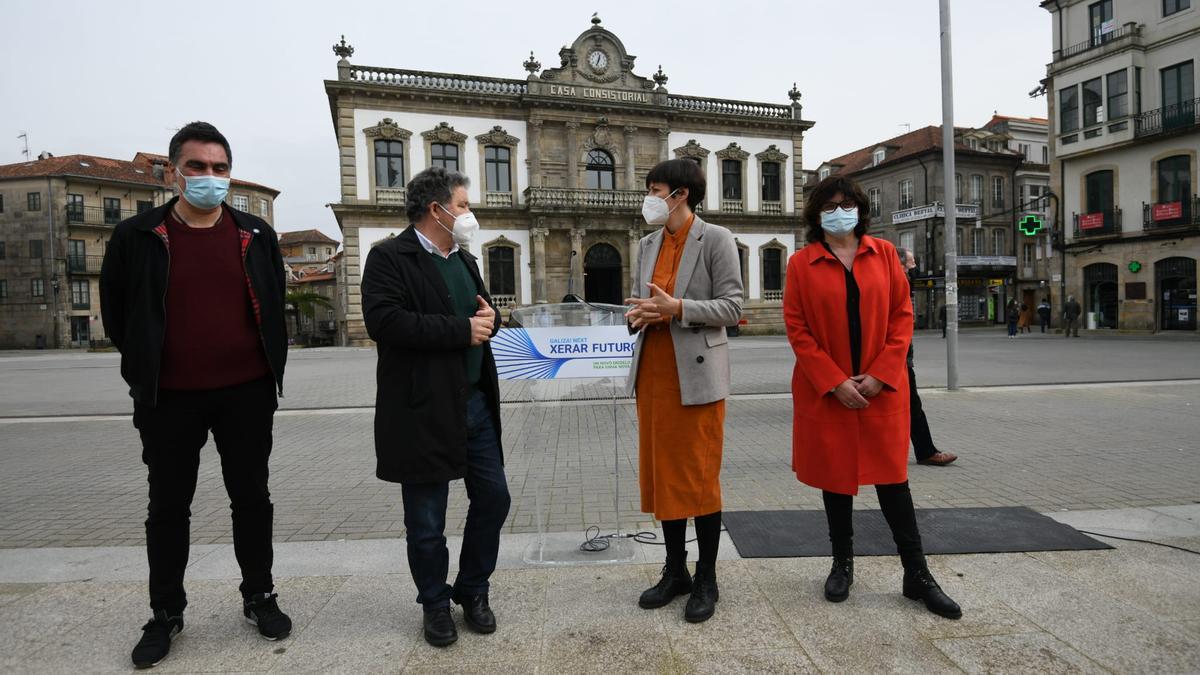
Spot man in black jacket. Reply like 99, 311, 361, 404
899, 248, 958, 467
361, 167, 508, 648
100, 122, 291, 669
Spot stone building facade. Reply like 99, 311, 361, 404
1042, 0, 1199, 332
324, 17, 813, 346
0, 151, 279, 348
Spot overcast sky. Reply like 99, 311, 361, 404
1, 0, 1052, 241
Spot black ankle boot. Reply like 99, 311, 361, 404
903, 567, 962, 619
639, 553, 692, 609
824, 556, 854, 602
685, 562, 719, 623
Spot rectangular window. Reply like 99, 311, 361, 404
1106, 70, 1128, 119
27, 192, 41, 211
872, 149, 885, 166
722, 160, 742, 200
992, 229, 1006, 256
0, 194, 4, 212
0, 241, 4, 259
1164, 0, 1191, 15
1018, 143, 1029, 159
103, 197, 121, 224
970, 175, 983, 205
1042, 146, 1049, 163
374, 140, 405, 188
430, 143, 459, 172
899, 230, 915, 253
1024, 243, 1035, 266
487, 246, 516, 296
955, 174, 963, 202
31, 278, 44, 298
0, 280, 6, 300
68, 240, 85, 273
1089, 0, 1113, 45
868, 188, 881, 217
1082, 77, 1104, 126
760, 162, 781, 202
64, 194, 82, 223
1161, 61, 1195, 132
484, 146, 512, 193
762, 248, 783, 291
29, 239, 43, 259
1060, 86, 1079, 133
899, 179, 914, 209
232, 194, 249, 211
992, 176, 1005, 210
972, 229, 984, 255
70, 280, 89, 310
259, 198, 269, 216
137, 200, 154, 214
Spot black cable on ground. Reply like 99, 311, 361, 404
1076, 530, 1200, 555
578, 525, 728, 551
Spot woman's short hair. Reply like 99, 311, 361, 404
803, 175, 872, 243
645, 159, 706, 209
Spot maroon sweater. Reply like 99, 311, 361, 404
157, 207, 270, 390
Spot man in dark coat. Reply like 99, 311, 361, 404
899, 248, 957, 466
101, 122, 292, 668
1065, 295, 1083, 337
360, 167, 508, 648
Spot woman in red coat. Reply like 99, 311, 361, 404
784, 175, 961, 620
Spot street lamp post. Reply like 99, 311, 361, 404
939, 0, 959, 390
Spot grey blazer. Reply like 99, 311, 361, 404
626, 216, 744, 405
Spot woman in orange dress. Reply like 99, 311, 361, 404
624, 159, 743, 623
784, 175, 961, 620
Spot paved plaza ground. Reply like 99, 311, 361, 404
0, 330, 1198, 672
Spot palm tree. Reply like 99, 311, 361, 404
285, 290, 334, 344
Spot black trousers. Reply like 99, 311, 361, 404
134, 376, 278, 615
822, 482, 926, 572
908, 363, 938, 461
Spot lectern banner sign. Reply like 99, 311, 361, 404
492, 326, 635, 380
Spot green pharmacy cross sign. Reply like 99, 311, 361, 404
1129, 260, 1143, 273
1019, 215, 1044, 236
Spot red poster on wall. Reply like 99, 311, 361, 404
1079, 212, 1105, 230
1152, 201, 1183, 221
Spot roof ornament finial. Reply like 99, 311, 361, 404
653, 65, 669, 87
591, 12, 602, 26
332, 35, 354, 60
787, 82, 801, 103
523, 51, 541, 75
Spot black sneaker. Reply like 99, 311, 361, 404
243, 593, 292, 640
131, 610, 183, 669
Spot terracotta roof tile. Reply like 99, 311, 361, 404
279, 229, 340, 246
819, 125, 1021, 177
0, 152, 279, 195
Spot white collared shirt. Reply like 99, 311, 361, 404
414, 226, 459, 259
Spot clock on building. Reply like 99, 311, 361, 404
587, 49, 608, 72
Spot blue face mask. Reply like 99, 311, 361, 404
820, 206, 859, 235
177, 170, 230, 210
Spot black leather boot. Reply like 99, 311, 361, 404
903, 567, 962, 619
639, 553, 692, 609
452, 593, 496, 634
684, 562, 719, 623
824, 556, 854, 602
422, 606, 458, 647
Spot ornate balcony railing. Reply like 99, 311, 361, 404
1072, 209, 1122, 238
66, 205, 138, 227
1143, 198, 1199, 230
721, 199, 745, 214
491, 294, 518, 309
347, 66, 527, 96
67, 255, 104, 274
484, 192, 514, 207
1134, 98, 1199, 138
376, 187, 406, 206
524, 187, 643, 210
761, 201, 783, 216
1057, 23, 1140, 60
763, 290, 784, 302
668, 94, 793, 119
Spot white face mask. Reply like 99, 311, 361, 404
436, 203, 480, 245
641, 189, 680, 226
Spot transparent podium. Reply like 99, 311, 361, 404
499, 302, 638, 565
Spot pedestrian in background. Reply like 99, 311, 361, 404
1065, 295, 1082, 337
784, 175, 961, 620
1006, 300, 1019, 338
1037, 298, 1051, 333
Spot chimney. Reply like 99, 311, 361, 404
151, 160, 165, 181
37, 151, 53, 160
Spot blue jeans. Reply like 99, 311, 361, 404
401, 390, 510, 609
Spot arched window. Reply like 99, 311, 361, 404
585, 150, 615, 190
374, 140, 404, 188
431, 143, 459, 172
484, 146, 512, 193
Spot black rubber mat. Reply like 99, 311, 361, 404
722, 507, 1112, 558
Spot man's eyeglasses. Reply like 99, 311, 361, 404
820, 199, 857, 213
